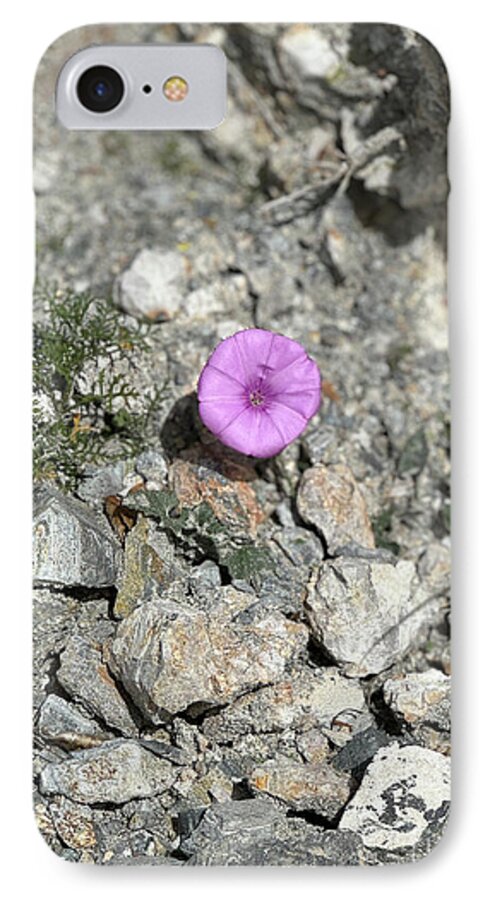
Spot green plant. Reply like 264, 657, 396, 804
125, 489, 274, 584
33, 286, 167, 489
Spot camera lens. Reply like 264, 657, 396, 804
76, 65, 124, 113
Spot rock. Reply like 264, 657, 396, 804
250, 549, 306, 617
168, 446, 264, 540
296, 464, 375, 554
295, 728, 332, 765
135, 450, 169, 489
383, 671, 451, 754
272, 526, 324, 568
180, 798, 367, 865
49, 797, 97, 850
305, 557, 441, 676
339, 743, 450, 855
57, 635, 137, 735
32, 588, 79, 711
33, 486, 121, 589
250, 756, 352, 817
113, 248, 187, 320
383, 670, 450, 725
39, 739, 175, 805
332, 727, 394, 773
138, 738, 193, 768
278, 25, 342, 80
188, 559, 222, 604
114, 517, 184, 619
347, 23, 449, 209
173, 767, 234, 807
108, 595, 308, 721
203, 667, 371, 747
417, 542, 451, 596
37, 694, 110, 750
76, 461, 128, 506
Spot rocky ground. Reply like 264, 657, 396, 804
33, 23, 450, 865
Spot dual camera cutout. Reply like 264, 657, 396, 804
57, 45, 226, 130
76, 65, 189, 113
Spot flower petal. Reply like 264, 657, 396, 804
268, 389, 321, 421
217, 406, 287, 457
198, 363, 246, 401
263, 332, 305, 374
199, 398, 249, 436
205, 330, 271, 387
266, 401, 311, 445
265, 354, 321, 397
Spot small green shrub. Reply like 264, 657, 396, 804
33, 286, 167, 489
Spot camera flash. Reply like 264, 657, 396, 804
163, 76, 189, 102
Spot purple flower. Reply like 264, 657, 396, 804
197, 328, 321, 458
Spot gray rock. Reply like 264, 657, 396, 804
346, 23, 449, 209
398, 428, 429, 476
250, 756, 353, 818
32, 588, 79, 711
182, 273, 250, 321
383, 670, 450, 725
188, 559, 222, 604
272, 526, 324, 567
37, 694, 110, 750
114, 516, 184, 619
33, 486, 121, 589
39, 739, 175, 805
297, 464, 375, 554
113, 248, 187, 320
76, 461, 128, 506
181, 798, 368, 865
339, 742, 450, 854
417, 542, 451, 596
383, 670, 451, 753
203, 667, 371, 747
173, 766, 234, 807
305, 557, 441, 676
57, 635, 137, 735
108, 592, 308, 721
135, 450, 169, 489
332, 727, 394, 773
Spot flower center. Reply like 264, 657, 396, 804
249, 389, 265, 407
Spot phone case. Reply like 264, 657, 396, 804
33, 23, 450, 866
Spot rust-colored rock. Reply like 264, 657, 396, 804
169, 445, 265, 539
250, 756, 353, 818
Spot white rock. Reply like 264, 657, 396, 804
306, 558, 441, 676
339, 742, 450, 851
114, 248, 186, 320
279, 26, 341, 80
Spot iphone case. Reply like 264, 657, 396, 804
33, 23, 450, 866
